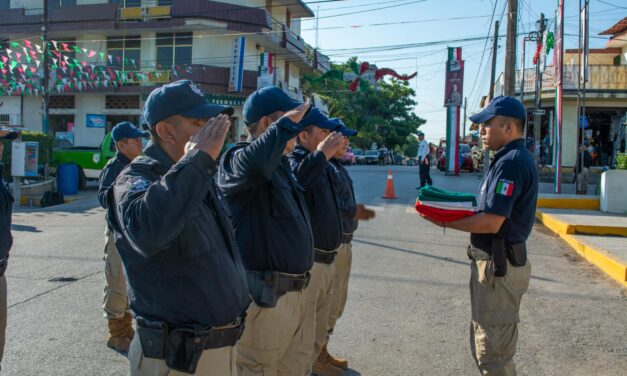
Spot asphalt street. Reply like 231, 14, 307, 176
3, 166, 626, 376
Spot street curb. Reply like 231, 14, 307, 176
536, 210, 627, 237
535, 211, 627, 287
536, 196, 600, 210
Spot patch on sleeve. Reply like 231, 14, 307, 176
496, 179, 515, 196
127, 176, 151, 194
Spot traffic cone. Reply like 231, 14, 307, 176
382, 170, 397, 199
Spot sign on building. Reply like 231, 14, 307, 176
257, 52, 274, 89
229, 37, 246, 92
11, 141, 39, 177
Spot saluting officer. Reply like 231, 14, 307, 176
0, 128, 18, 371
287, 108, 346, 376
322, 119, 376, 372
97, 122, 147, 353
110, 80, 250, 376
217, 86, 312, 376
423, 96, 537, 375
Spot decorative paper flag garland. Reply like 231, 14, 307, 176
305, 60, 417, 92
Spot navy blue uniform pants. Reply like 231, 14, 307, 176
419, 162, 432, 187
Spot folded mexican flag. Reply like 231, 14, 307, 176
415, 186, 477, 222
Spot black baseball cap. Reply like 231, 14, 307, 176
143, 80, 234, 127
469, 96, 526, 124
243, 86, 302, 125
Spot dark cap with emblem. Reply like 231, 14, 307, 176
243, 86, 302, 126
328, 118, 357, 136
142, 80, 234, 127
469, 95, 527, 124
299, 108, 342, 130
111, 122, 148, 142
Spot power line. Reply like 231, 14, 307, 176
596, 0, 627, 9
305, 0, 428, 21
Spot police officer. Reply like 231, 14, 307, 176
323, 119, 375, 371
0, 128, 18, 371
422, 96, 537, 375
287, 108, 346, 376
110, 80, 250, 375
416, 131, 433, 188
97, 122, 147, 352
217, 86, 312, 376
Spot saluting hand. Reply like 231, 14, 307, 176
318, 132, 344, 160
282, 102, 311, 124
354, 204, 376, 221
186, 114, 231, 160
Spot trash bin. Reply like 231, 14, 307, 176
57, 163, 78, 195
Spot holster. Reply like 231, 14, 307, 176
491, 237, 507, 277
507, 243, 527, 267
165, 327, 205, 374
136, 317, 168, 359
246, 271, 310, 308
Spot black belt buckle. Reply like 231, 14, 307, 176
342, 233, 353, 244
314, 249, 337, 264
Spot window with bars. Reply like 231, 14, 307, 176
156, 32, 193, 68
107, 36, 141, 70
106, 95, 140, 109
49, 95, 75, 109
0, 115, 9, 125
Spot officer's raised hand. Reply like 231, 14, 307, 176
318, 132, 345, 160
185, 114, 231, 160
281, 102, 311, 124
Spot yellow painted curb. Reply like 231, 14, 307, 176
535, 211, 627, 237
536, 197, 600, 210
536, 212, 627, 287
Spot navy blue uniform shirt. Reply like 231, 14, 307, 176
0, 164, 13, 261
110, 141, 250, 327
288, 145, 343, 252
98, 153, 131, 228
471, 138, 538, 250
217, 118, 314, 274
329, 159, 358, 235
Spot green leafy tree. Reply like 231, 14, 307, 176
303, 58, 426, 153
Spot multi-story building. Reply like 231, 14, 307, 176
0, 0, 330, 147
491, 17, 627, 169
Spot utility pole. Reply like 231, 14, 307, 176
503, 0, 518, 95
533, 13, 546, 165
42, 0, 50, 137
462, 97, 467, 140
484, 20, 499, 176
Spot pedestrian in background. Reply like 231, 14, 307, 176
323, 119, 376, 373
422, 96, 537, 375
0, 128, 18, 371
217, 86, 313, 376
111, 80, 250, 376
417, 131, 433, 188
97, 122, 147, 353
576, 142, 592, 194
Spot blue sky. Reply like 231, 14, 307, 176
301, 0, 622, 143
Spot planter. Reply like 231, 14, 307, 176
600, 170, 627, 214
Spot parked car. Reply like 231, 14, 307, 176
363, 149, 380, 165
438, 143, 474, 172
353, 148, 364, 164
341, 147, 356, 165
392, 153, 404, 165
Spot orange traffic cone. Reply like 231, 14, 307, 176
382, 170, 397, 199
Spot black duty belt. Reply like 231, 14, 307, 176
341, 233, 353, 244
248, 270, 310, 292
196, 321, 245, 350
314, 249, 337, 264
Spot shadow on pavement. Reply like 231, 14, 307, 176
11, 224, 41, 232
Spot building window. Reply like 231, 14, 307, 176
0, 115, 9, 125
106, 95, 140, 109
49, 95, 75, 109
107, 36, 141, 70
156, 32, 193, 68
111, 0, 142, 6
49, 0, 77, 8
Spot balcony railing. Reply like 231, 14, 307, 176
118, 1, 172, 21
515, 65, 627, 93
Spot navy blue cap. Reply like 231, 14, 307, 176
143, 80, 234, 126
243, 86, 302, 125
300, 108, 341, 130
111, 122, 148, 142
0, 127, 18, 140
416, 130, 425, 136
328, 118, 357, 136
469, 95, 526, 124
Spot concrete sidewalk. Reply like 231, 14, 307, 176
536, 195, 627, 288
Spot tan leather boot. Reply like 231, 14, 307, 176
121, 312, 135, 340
321, 344, 348, 370
312, 349, 345, 376
107, 318, 131, 352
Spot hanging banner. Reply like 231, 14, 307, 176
228, 37, 246, 92
257, 52, 274, 89
579, 0, 589, 83
444, 47, 464, 175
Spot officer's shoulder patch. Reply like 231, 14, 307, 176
132, 156, 158, 166
126, 176, 152, 194
496, 179, 515, 197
